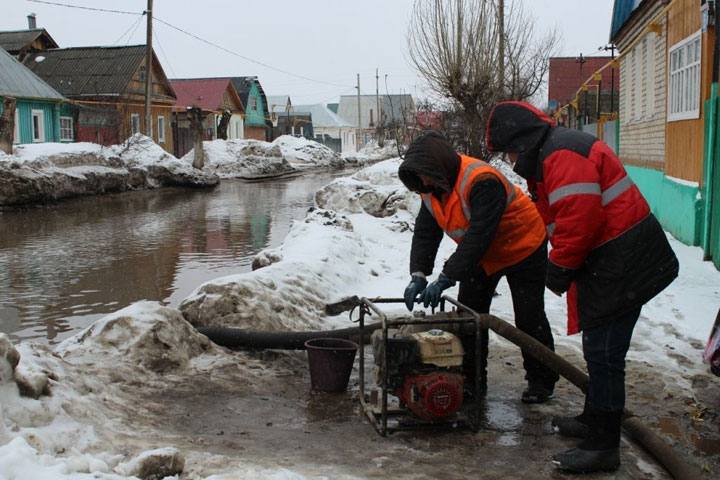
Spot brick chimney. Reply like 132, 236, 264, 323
27, 13, 37, 29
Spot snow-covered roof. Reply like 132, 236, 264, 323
292, 104, 354, 128
0, 46, 63, 100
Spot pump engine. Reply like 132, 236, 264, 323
372, 328, 465, 421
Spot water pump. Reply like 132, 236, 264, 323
372, 328, 465, 421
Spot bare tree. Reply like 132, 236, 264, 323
0, 97, 17, 154
407, 0, 559, 158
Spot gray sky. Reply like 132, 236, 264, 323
3, 0, 615, 105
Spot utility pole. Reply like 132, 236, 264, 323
602, 44, 617, 115
144, 0, 153, 137
376, 68, 380, 128
356, 73, 361, 151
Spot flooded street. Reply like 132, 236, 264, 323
0, 172, 345, 345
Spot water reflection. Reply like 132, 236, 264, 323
0, 173, 343, 346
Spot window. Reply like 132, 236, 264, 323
31, 110, 44, 142
248, 96, 258, 111
633, 45, 642, 120
60, 116, 73, 141
668, 31, 701, 121
131, 113, 140, 135
157, 116, 165, 142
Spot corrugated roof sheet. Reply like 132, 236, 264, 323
267, 95, 291, 114
0, 29, 54, 53
23, 45, 147, 97
171, 78, 234, 111
610, 0, 645, 39
0, 46, 63, 100
293, 104, 353, 128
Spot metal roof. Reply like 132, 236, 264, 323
0, 46, 62, 100
292, 104, 353, 128
170, 78, 242, 111
23, 45, 148, 97
267, 95, 291, 114
610, 0, 645, 39
0, 29, 58, 53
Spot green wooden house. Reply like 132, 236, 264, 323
230, 76, 272, 141
0, 46, 70, 145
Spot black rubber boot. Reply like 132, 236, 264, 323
552, 398, 590, 438
552, 409, 622, 473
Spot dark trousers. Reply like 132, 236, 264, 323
458, 240, 559, 387
582, 306, 641, 412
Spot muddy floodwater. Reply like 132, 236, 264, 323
0, 172, 346, 346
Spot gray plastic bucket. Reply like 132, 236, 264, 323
304, 338, 358, 392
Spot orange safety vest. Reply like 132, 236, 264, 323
421, 155, 546, 275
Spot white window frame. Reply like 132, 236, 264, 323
157, 115, 165, 143
668, 30, 702, 122
248, 96, 258, 112
60, 116, 73, 141
131, 113, 140, 135
31, 109, 44, 142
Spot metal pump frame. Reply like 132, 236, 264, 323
357, 295, 484, 436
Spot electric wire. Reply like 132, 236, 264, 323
153, 28, 176, 78
124, 14, 145, 46
112, 13, 145, 46
153, 16, 354, 89
26, 0, 140, 15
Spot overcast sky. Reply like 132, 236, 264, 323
3, 0, 615, 106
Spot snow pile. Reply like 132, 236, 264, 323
1, 157, 719, 477
0, 135, 219, 206
272, 135, 342, 168
342, 139, 401, 164
181, 138, 296, 179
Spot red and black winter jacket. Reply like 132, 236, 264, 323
487, 101, 678, 333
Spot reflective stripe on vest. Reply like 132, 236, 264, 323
547, 175, 635, 207
423, 161, 518, 240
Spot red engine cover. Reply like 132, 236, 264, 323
396, 372, 464, 421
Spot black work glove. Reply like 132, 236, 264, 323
418, 273, 455, 308
403, 274, 428, 311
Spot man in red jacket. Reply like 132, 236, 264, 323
486, 101, 679, 473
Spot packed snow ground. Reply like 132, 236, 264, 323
0, 154, 718, 479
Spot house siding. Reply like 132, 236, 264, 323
1, 98, 59, 144
618, 17, 666, 170
245, 83, 266, 126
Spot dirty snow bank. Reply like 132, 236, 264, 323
342, 139, 400, 165
181, 138, 296, 179
272, 135, 343, 168
0, 134, 219, 207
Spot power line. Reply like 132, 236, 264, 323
153, 16, 354, 89
153, 27, 176, 78
26, 0, 140, 15
112, 13, 145, 46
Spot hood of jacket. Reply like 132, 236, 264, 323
486, 101, 555, 179
398, 131, 460, 196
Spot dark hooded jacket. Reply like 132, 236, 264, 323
486, 101, 679, 332
398, 132, 540, 281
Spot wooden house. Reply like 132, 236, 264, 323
229, 77, 272, 141
611, 0, 718, 265
23, 45, 177, 153
0, 46, 66, 145
0, 16, 59, 62
170, 78, 246, 158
